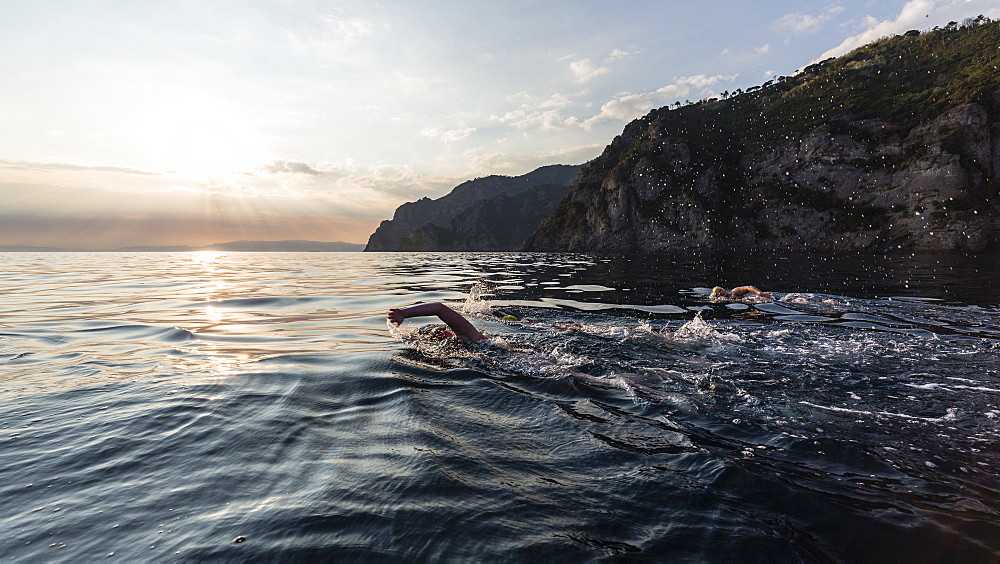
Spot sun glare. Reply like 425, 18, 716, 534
132, 97, 266, 179
192, 250, 223, 265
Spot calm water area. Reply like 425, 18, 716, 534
1, 251, 998, 561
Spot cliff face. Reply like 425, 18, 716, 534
365, 164, 580, 251
526, 19, 1000, 253
396, 183, 570, 251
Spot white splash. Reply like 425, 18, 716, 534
462, 282, 494, 316
386, 318, 404, 340
668, 312, 741, 344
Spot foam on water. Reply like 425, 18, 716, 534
664, 311, 741, 345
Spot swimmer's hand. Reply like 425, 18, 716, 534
387, 308, 405, 325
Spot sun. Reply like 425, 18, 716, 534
174, 124, 252, 177
132, 95, 266, 180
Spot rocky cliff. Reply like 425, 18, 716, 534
525, 18, 1000, 253
365, 164, 580, 251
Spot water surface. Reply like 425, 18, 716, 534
1, 251, 998, 561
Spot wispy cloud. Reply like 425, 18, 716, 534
461, 143, 601, 177
258, 160, 459, 202
538, 93, 573, 109
569, 48, 637, 83
775, 6, 846, 34
582, 74, 737, 129
606, 48, 638, 62
490, 92, 583, 130
262, 160, 322, 175
492, 109, 580, 130
319, 13, 376, 41
0, 159, 161, 176
284, 9, 386, 60
421, 126, 477, 143
569, 58, 610, 83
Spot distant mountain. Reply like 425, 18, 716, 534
194, 240, 364, 252
395, 183, 572, 251
0, 240, 365, 252
526, 18, 1000, 253
0, 245, 71, 252
364, 164, 582, 251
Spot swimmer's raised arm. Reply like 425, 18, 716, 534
388, 302, 487, 343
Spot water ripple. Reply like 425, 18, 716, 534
1, 251, 998, 561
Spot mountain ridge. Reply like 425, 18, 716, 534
364, 164, 581, 251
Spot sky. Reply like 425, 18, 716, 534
2, 0, 998, 248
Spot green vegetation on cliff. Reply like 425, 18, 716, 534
654, 16, 1000, 147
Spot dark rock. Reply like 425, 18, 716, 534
365, 165, 580, 251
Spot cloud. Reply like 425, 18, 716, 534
284, 10, 386, 60
606, 49, 638, 62
320, 14, 376, 41
755, 44, 772, 55
0, 159, 161, 176
581, 74, 737, 129
570, 58, 611, 83
585, 92, 656, 126
261, 160, 322, 175
251, 159, 455, 203
420, 126, 476, 143
493, 109, 580, 130
538, 93, 573, 109
491, 92, 585, 130
776, 13, 823, 33
461, 144, 602, 177
295, 162, 457, 201
569, 49, 636, 82
676, 74, 735, 89
816, 0, 1000, 61
775, 6, 846, 34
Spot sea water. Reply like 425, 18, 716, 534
0, 251, 998, 561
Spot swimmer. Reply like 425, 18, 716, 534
388, 302, 487, 343
711, 286, 773, 300
388, 302, 673, 401
389, 302, 590, 345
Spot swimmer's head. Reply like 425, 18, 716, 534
711, 286, 728, 297
501, 315, 518, 322
432, 326, 456, 340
